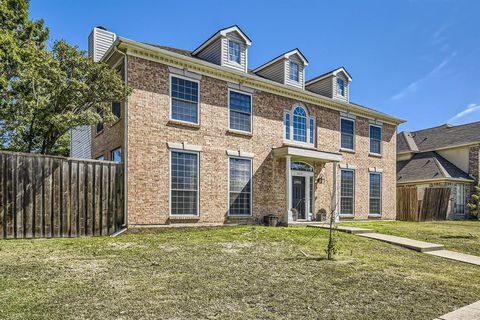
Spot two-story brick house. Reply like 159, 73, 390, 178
72, 25, 404, 226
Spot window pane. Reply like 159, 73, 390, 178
229, 91, 251, 132
369, 173, 382, 215
171, 152, 198, 215
229, 40, 241, 64
284, 112, 290, 140
290, 62, 299, 81
337, 78, 345, 96
171, 77, 199, 123
111, 148, 122, 162
309, 117, 315, 144
370, 126, 382, 154
293, 107, 307, 142
229, 158, 252, 215
112, 102, 121, 119
341, 119, 354, 149
340, 170, 354, 215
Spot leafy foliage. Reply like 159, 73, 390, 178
467, 185, 480, 218
0, 0, 131, 155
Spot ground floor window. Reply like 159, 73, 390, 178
340, 169, 355, 215
170, 151, 199, 215
229, 157, 252, 216
111, 147, 122, 162
454, 184, 467, 215
369, 172, 382, 215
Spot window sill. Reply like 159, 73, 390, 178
339, 214, 355, 219
169, 215, 200, 220
369, 153, 382, 158
227, 214, 253, 219
368, 214, 382, 218
167, 120, 200, 129
227, 129, 253, 137
94, 130, 104, 137
340, 148, 355, 154
110, 118, 122, 128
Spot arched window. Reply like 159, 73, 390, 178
291, 162, 313, 172
293, 106, 307, 142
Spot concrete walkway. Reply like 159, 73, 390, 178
434, 300, 480, 320
308, 224, 480, 266
358, 233, 444, 252
426, 250, 480, 266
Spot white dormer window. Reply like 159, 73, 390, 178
228, 40, 241, 64
337, 78, 345, 96
289, 61, 299, 82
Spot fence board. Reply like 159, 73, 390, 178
0, 151, 124, 239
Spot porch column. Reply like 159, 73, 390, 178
286, 155, 292, 224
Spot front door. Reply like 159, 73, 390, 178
292, 176, 306, 220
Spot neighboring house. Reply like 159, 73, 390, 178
71, 25, 404, 226
397, 122, 480, 219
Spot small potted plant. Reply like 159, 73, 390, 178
291, 208, 298, 221
316, 208, 327, 221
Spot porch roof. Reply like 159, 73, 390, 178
272, 145, 342, 163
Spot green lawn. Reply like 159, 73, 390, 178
0, 226, 479, 320
342, 220, 480, 256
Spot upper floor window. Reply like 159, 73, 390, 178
170, 76, 199, 124
369, 125, 382, 155
284, 105, 315, 145
111, 147, 122, 162
96, 108, 104, 134
337, 78, 345, 96
293, 106, 307, 142
228, 40, 241, 64
289, 61, 299, 82
229, 90, 252, 133
340, 118, 355, 150
112, 102, 121, 119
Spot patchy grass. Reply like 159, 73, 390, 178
342, 220, 480, 256
0, 226, 479, 320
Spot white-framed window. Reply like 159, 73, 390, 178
369, 125, 382, 155
340, 169, 355, 215
170, 150, 199, 216
111, 147, 122, 162
289, 61, 299, 82
170, 75, 199, 124
228, 157, 252, 216
284, 105, 315, 145
337, 78, 345, 96
228, 40, 241, 64
340, 118, 355, 150
369, 172, 382, 215
228, 89, 252, 133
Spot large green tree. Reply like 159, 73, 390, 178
0, 0, 130, 155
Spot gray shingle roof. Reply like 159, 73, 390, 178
397, 151, 473, 184
397, 121, 480, 153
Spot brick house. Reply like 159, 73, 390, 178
71, 25, 405, 226
397, 122, 480, 219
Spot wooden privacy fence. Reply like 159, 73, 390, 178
0, 151, 124, 239
396, 186, 418, 221
396, 186, 451, 221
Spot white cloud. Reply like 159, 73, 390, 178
388, 51, 456, 101
448, 103, 480, 122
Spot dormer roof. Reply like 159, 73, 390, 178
192, 25, 252, 56
306, 67, 352, 85
253, 48, 308, 73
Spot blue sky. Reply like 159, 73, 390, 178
30, 0, 480, 132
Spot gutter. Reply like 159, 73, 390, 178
102, 37, 406, 125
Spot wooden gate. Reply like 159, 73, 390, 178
419, 187, 451, 221
0, 151, 125, 239
396, 186, 418, 221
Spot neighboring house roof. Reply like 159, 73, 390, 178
305, 67, 352, 85
252, 48, 309, 73
397, 151, 474, 184
397, 121, 480, 153
191, 25, 252, 56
